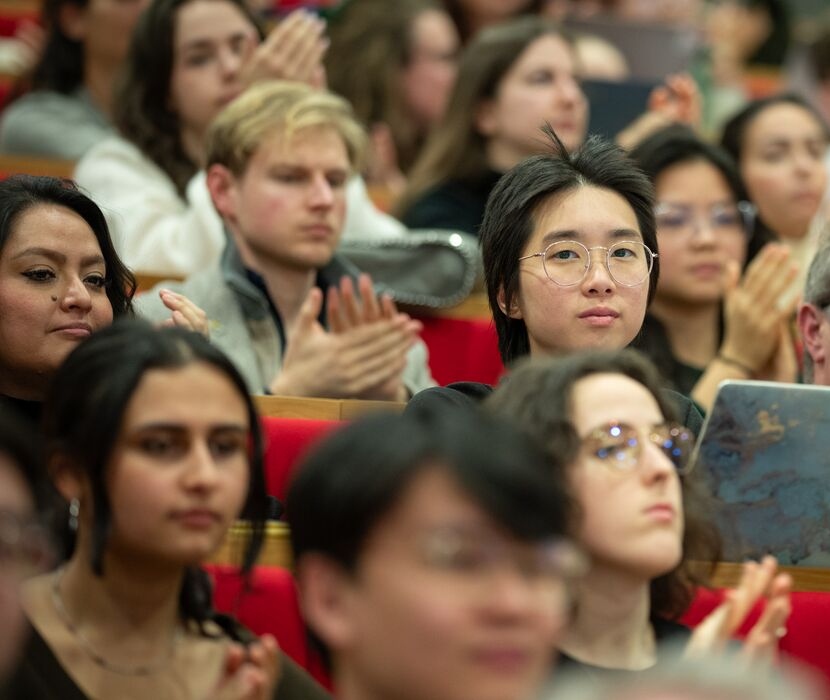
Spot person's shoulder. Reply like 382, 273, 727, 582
406, 382, 493, 414
401, 180, 486, 234
274, 653, 331, 700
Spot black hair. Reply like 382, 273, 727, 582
485, 349, 720, 619
288, 403, 571, 572
115, 0, 264, 197
29, 0, 88, 94
720, 93, 830, 242
442, 0, 543, 44
482, 127, 658, 364
0, 404, 52, 513
42, 319, 268, 639
0, 175, 136, 317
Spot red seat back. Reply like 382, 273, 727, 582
261, 417, 339, 504
417, 316, 504, 386
207, 564, 331, 689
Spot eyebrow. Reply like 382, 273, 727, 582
133, 422, 249, 433
180, 31, 251, 51
12, 247, 105, 267
539, 228, 643, 246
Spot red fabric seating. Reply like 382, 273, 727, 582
260, 417, 339, 504
207, 564, 331, 689
417, 316, 504, 387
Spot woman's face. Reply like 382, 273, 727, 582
168, 0, 258, 158
62, 0, 149, 72
507, 185, 649, 357
0, 205, 114, 400
477, 34, 587, 169
569, 372, 684, 579
739, 102, 828, 240
456, 0, 535, 25
103, 362, 251, 566
400, 8, 460, 129
654, 159, 747, 306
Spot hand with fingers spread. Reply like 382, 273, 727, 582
158, 289, 210, 338
719, 244, 799, 376
685, 555, 792, 663
241, 9, 329, 90
210, 636, 281, 700
270, 276, 421, 401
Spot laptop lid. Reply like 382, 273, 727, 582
692, 379, 830, 566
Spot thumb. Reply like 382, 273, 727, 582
723, 259, 741, 299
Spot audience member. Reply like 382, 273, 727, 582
629, 126, 798, 409
137, 81, 433, 399
6, 320, 330, 699
798, 241, 830, 386
398, 16, 586, 235
0, 406, 53, 686
73, 0, 403, 277
407, 129, 703, 432
721, 94, 830, 288
289, 404, 585, 700
0, 176, 206, 420
0, 0, 148, 159
487, 350, 792, 677
325, 0, 459, 190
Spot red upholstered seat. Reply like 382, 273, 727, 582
261, 417, 339, 504
207, 564, 332, 690
683, 588, 830, 695
417, 316, 504, 387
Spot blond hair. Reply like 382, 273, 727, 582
206, 81, 368, 175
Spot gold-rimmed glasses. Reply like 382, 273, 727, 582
580, 421, 695, 475
518, 240, 656, 287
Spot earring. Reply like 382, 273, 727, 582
68, 498, 80, 532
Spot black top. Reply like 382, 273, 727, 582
400, 170, 503, 236
555, 617, 691, 679
406, 381, 704, 438
0, 394, 43, 426
5, 625, 331, 700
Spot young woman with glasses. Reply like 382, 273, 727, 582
630, 126, 799, 411
487, 349, 792, 678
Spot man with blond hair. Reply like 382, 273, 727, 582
138, 81, 432, 399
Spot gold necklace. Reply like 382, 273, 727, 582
51, 566, 182, 677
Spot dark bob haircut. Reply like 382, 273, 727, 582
0, 175, 136, 317
485, 349, 720, 619
482, 128, 658, 364
288, 402, 572, 574
629, 124, 773, 265
43, 319, 268, 638
115, 0, 264, 197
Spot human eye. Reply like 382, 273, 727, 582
22, 268, 56, 283
526, 68, 554, 84
610, 242, 640, 260
656, 207, 690, 230
760, 148, 785, 163
651, 423, 694, 471
423, 530, 489, 573
136, 432, 185, 459
806, 140, 826, 160
711, 205, 742, 228
271, 168, 305, 184
209, 430, 247, 460
326, 171, 348, 189
546, 243, 583, 263
183, 50, 213, 67
84, 273, 109, 290
589, 424, 637, 465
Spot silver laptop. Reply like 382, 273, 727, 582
692, 380, 830, 566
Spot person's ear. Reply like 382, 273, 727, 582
49, 454, 84, 504
58, 2, 88, 41
496, 285, 522, 319
798, 302, 828, 366
296, 554, 358, 650
206, 164, 240, 223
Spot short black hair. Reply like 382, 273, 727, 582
0, 175, 135, 318
288, 403, 571, 573
481, 127, 658, 364
43, 319, 268, 638
486, 349, 720, 619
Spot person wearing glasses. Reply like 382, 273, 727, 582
288, 403, 586, 700
486, 350, 792, 678
407, 127, 703, 434
629, 126, 799, 412
798, 242, 830, 388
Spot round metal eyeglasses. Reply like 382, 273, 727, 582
519, 240, 656, 287
582, 421, 695, 475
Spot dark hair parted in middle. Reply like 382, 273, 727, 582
287, 403, 572, 572
485, 349, 720, 619
114, 0, 264, 197
482, 128, 658, 365
43, 319, 268, 637
0, 175, 136, 317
